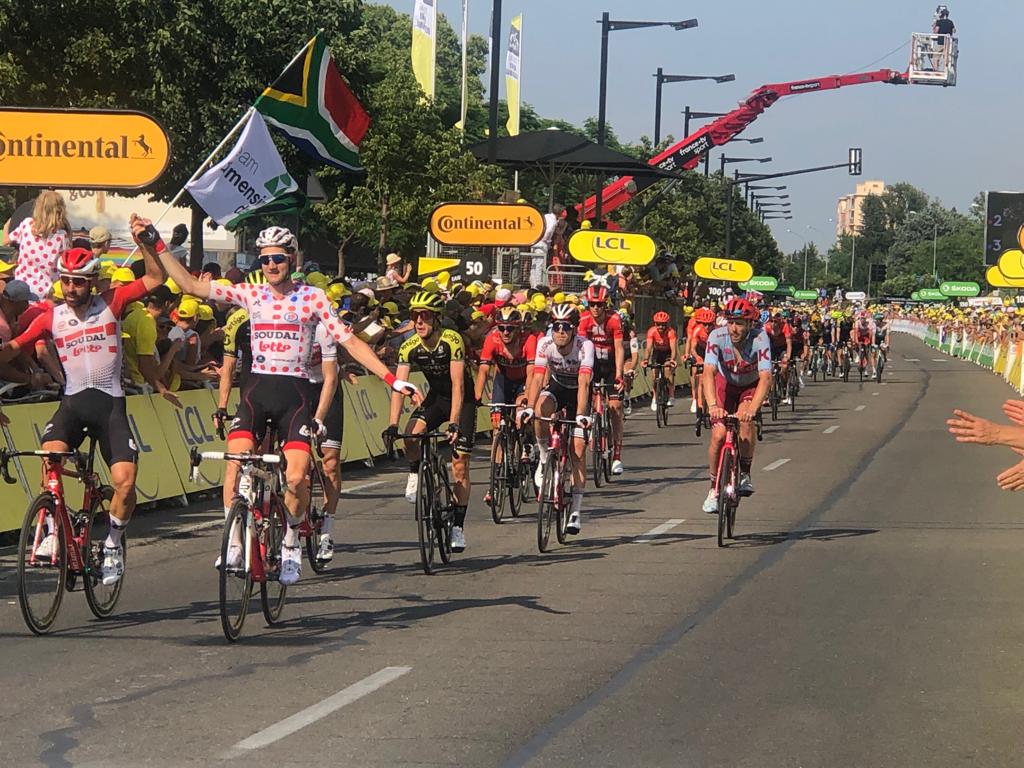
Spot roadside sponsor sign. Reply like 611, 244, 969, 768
939, 281, 981, 297
693, 257, 753, 283
794, 290, 818, 301
919, 288, 946, 301
845, 291, 867, 301
0, 107, 169, 188
738, 276, 778, 292
429, 202, 544, 247
567, 229, 657, 266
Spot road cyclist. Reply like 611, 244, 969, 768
578, 283, 626, 474
642, 310, 678, 412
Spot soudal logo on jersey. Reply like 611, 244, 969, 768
253, 322, 300, 354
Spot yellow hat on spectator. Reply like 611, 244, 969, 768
0, 260, 15, 274
421, 277, 441, 293
381, 301, 399, 316
325, 282, 351, 303
580, 220, 593, 230
553, 292, 566, 304
530, 294, 549, 313
197, 304, 214, 321
306, 271, 328, 289
51, 280, 64, 300
111, 267, 136, 285
176, 298, 200, 319
213, 277, 232, 286
100, 262, 116, 280
437, 271, 451, 290
165, 277, 181, 295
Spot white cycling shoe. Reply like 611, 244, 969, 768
404, 472, 418, 504
611, 459, 624, 475
316, 535, 334, 562
215, 543, 244, 570
534, 464, 545, 490
101, 545, 124, 586
739, 473, 755, 497
278, 544, 302, 586
650, 399, 658, 412
36, 533, 55, 559
702, 489, 719, 514
566, 510, 581, 535
451, 526, 466, 552
667, 398, 675, 407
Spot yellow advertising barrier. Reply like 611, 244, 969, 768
567, 229, 658, 266
150, 389, 224, 493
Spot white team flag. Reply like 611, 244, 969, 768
186, 111, 298, 228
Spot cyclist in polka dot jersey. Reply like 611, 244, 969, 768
153, 225, 421, 587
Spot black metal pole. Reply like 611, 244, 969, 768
703, 152, 710, 177
719, 154, 726, 177
654, 68, 663, 146
724, 174, 734, 258
487, 0, 502, 163
594, 11, 610, 226
683, 105, 691, 138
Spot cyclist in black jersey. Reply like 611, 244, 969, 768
386, 291, 476, 553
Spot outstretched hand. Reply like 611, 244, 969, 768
947, 409, 1001, 446
1003, 399, 1024, 427
997, 457, 1024, 491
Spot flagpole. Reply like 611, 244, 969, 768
122, 34, 318, 264
458, 0, 469, 135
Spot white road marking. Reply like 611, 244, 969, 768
342, 480, 385, 495
223, 667, 411, 758
872, 392, 880, 396
905, 358, 920, 362
631, 519, 686, 543
823, 426, 840, 434
931, 358, 947, 363
762, 458, 790, 472
855, 405, 866, 412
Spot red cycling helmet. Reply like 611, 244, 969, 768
693, 308, 716, 324
653, 310, 670, 324
585, 284, 609, 306
723, 297, 758, 321
59, 247, 101, 277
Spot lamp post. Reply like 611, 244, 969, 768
595, 14, 698, 225
487, 0, 503, 162
654, 70, 734, 145
720, 157, 771, 257
683, 107, 727, 176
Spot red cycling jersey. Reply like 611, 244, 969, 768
646, 325, 677, 352
479, 329, 528, 380
689, 324, 710, 358
764, 320, 793, 346
523, 331, 541, 375
14, 279, 149, 397
578, 311, 623, 362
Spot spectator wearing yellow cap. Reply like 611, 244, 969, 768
111, 267, 136, 287
0, 258, 15, 292
385, 252, 412, 285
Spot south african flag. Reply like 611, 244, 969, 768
255, 34, 371, 172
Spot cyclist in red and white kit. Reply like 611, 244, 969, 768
578, 284, 626, 474
156, 226, 421, 586
0, 215, 168, 585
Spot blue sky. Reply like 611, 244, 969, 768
385, 1, 1023, 253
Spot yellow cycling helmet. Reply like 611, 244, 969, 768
421, 277, 441, 294
409, 290, 445, 312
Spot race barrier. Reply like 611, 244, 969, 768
893, 319, 1024, 394
0, 365, 667, 534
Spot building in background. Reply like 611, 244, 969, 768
836, 180, 885, 236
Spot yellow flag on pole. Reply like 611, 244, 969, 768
411, 0, 436, 100
505, 14, 522, 136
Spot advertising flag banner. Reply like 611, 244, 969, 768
505, 15, 523, 136
411, 0, 437, 100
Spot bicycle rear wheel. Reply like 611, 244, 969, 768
876, 355, 885, 382
591, 413, 604, 488
219, 498, 253, 642
84, 485, 124, 619
415, 459, 436, 574
770, 384, 779, 421
602, 418, 613, 483
536, 455, 555, 552
18, 494, 66, 635
489, 431, 508, 524
260, 496, 288, 626
304, 466, 329, 575
716, 451, 732, 548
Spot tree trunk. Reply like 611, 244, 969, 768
377, 196, 389, 273
336, 233, 353, 279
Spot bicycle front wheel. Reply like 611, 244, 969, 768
220, 498, 253, 642
18, 494, 66, 635
507, 430, 524, 518
84, 485, 124, 619
415, 459, 436, 574
489, 431, 508, 524
435, 460, 454, 565
591, 414, 604, 488
716, 452, 733, 548
536, 455, 555, 552
260, 496, 288, 626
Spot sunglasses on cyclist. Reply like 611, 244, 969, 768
497, 324, 519, 333
259, 254, 289, 265
411, 310, 436, 322
552, 321, 576, 333
59, 275, 90, 287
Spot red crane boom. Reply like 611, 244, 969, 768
582, 68, 908, 220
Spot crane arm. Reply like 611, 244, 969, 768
582, 68, 907, 220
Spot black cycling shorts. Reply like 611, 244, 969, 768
490, 372, 526, 408
538, 380, 589, 439
593, 359, 623, 401
650, 348, 672, 366
770, 344, 788, 362
43, 389, 137, 466
309, 382, 344, 451
230, 373, 313, 453
409, 390, 476, 457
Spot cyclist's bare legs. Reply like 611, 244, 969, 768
708, 423, 726, 480
321, 446, 341, 519
571, 435, 587, 489
736, 400, 757, 464
401, 417, 427, 466
107, 461, 138, 525
282, 448, 311, 532
610, 398, 624, 457
451, 453, 470, 506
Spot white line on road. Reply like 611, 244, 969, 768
762, 458, 790, 472
931, 358, 947, 363
631, 519, 686, 544
342, 480, 385, 495
905, 358, 921, 362
872, 392, 880, 396
855, 405, 866, 412
823, 426, 840, 434
223, 667, 411, 758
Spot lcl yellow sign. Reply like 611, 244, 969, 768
567, 229, 657, 266
429, 202, 545, 247
0, 108, 170, 189
693, 257, 754, 283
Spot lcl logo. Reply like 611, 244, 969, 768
593, 236, 631, 251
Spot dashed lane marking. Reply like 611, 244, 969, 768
343, 480, 386, 495
222, 666, 412, 759
823, 426, 840, 434
631, 519, 686, 544
855, 405, 866, 412
931, 358, 947, 363
872, 392, 880, 396
762, 458, 790, 472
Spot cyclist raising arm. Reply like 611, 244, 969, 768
156, 225, 419, 586
700, 298, 772, 514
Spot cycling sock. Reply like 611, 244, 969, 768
453, 505, 467, 527
739, 457, 753, 474
571, 490, 584, 514
409, 460, 421, 473
284, 524, 300, 548
321, 516, 333, 535
104, 516, 128, 548
223, 505, 231, 520
536, 442, 549, 464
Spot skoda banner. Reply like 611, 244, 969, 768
939, 281, 981, 298
738, 276, 779, 292
567, 229, 657, 266
693, 257, 754, 283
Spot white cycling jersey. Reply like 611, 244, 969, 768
534, 335, 595, 388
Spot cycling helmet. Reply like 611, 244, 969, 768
550, 303, 580, 324
652, 311, 670, 324
694, 308, 716, 324
585, 284, 609, 306
58, 247, 101, 277
723, 297, 758, 321
409, 291, 445, 312
255, 226, 297, 252
497, 306, 523, 325
245, 269, 268, 285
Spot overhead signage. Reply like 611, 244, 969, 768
0, 107, 169, 188
986, 266, 1024, 288
845, 291, 867, 301
996, 249, 1024, 278
939, 281, 980, 297
984, 191, 1024, 267
567, 229, 657, 266
693, 257, 753, 283
794, 290, 818, 301
429, 202, 544, 247
738, 275, 778, 292
919, 288, 946, 301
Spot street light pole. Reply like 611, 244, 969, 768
654, 67, 664, 146
595, 11, 611, 225
849, 229, 857, 290
932, 222, 939, 283
654, 72, 734, 145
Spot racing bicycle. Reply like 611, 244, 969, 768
486, 403, 535, 524
590, 382, 614, 486
535, 414, 583, 552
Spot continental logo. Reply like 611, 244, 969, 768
693, 257, 754, 283
0, 108, 169, 189
429, 202, 544, 247
567, 229, 657, 266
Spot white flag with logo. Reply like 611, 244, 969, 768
186, 111, 298, 228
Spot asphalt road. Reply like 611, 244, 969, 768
2, 335, 1022, 768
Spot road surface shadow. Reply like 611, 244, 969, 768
725, 526, 879, 548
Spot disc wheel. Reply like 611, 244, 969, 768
219, 498, 253, 642
17, 494, 66, 635
84, 485, 124, 619
489, 432, 508, 524
260, 496, 288, 626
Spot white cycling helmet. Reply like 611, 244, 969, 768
255, 226, 297, 252
550, 303, 580, 324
